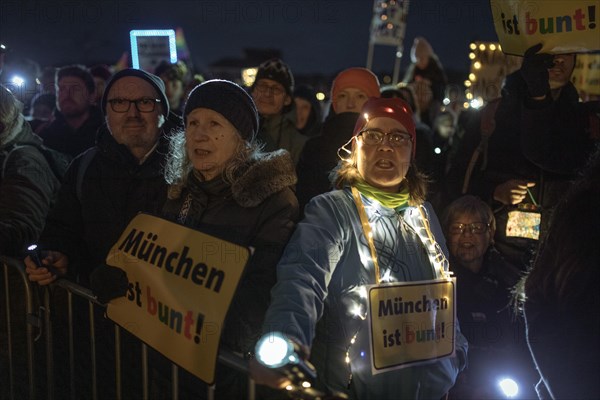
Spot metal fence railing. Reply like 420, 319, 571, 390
1, 256, 255, 400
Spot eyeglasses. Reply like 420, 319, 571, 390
358, 129, 412, 147
107, 97, 161, 113
254, 82, 285, 96
448, 222, 490, 235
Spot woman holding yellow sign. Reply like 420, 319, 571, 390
251, 98, 467, 399
161, 79, 299, 397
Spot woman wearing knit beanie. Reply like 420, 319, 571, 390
252, 97, 467, 399
161, 79, 299, 398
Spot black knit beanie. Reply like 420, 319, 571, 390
101, 68, 169, 117
252, 58, 294, 96
183, 79, 259, 141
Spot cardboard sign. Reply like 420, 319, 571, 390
368, 279, 456, 375
105, 213, 250, 384
370, 0, 410, 46
490, 0, 600, 55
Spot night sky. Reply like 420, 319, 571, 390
1, 0, 499, 78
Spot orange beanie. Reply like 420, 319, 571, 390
331, 68, 380, 112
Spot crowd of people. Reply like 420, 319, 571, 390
1, 35, 599, 399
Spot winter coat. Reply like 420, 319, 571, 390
295, 112, 359, 212
39, 106, 104, 159
0, 118, 60, 256
456, 72, 582, 269
39, 123, 172, 284
263, 189, 468, 399
451, 247, 521, 350
256, 114, 307, 165
161, 149, 299, 353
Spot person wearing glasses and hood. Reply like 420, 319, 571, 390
251, 97, 467, 399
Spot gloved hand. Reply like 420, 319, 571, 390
520, 43, 555, 97
90, 264, 129, 304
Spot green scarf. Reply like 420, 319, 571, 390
354, 179, 410, 211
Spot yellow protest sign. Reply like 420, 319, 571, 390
571, 53, 600, 95
368, 279, 456, 374
490, 0, 600, 55
105, 213, 250, 385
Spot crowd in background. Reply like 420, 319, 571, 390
1, 33, 599, 399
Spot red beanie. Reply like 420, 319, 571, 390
331, 68, 380, 113
353, 97, 417, 157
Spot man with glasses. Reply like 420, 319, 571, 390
26, 68, 181, 285
251, 58, 307, 164
24, 68, 182, 398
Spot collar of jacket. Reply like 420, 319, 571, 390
95, 124, 169, 169
176, 148, 297, 208
231, 149, 296, 207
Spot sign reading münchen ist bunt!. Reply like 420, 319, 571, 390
106, 213, 249, 385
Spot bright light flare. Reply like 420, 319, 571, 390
498, 378, 519, 398
256, 334, 290, 368
11, 76, 25, 87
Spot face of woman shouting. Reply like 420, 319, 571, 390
185, 107, 243, 181
355, 116, 413, 193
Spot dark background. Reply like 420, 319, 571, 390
0, 0, 499, 84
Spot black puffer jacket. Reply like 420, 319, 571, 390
295, 112, 359, 213
162, 149, 299, 353
40, 124, 172, 283
0, 119, 60, 256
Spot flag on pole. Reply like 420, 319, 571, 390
176, 27, 191, 61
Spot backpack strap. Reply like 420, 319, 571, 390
76, 147, 98, 202
462, 98, 502, 194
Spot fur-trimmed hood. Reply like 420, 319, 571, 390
232, 149, 297, 207
167, 149, 297, 208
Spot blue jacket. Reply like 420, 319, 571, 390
263, 188, 468, 399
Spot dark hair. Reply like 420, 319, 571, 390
56, 64, 95, 94
89, 64, 112, 81
155, 60, 187, 82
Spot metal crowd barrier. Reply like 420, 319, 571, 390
1, 256, 256, 400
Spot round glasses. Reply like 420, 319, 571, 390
448, 222, 490, 235
358, 129, 412, 147
107, 97, 161, 113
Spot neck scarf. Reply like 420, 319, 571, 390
353, 178, 410, 211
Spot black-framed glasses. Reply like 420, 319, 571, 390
448, 222, 490, 235
358, 129, 412, 147
107, 97, 161, 113
254, 82, 285, 96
